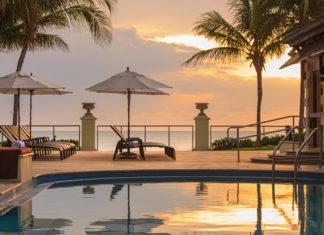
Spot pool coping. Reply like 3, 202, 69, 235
33, 168, 324, 185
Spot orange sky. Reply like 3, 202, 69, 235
0, 0, 300, 125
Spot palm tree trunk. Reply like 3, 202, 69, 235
12, 42, 28, 125
256, 65, 263, 147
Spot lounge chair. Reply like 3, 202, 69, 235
110, 125, 176, 160
0, 125, 76, 160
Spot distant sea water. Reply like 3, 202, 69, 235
0, 128, 287, 151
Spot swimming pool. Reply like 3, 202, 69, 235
0, 172, 323, 235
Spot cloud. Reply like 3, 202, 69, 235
0, 27, 300, 127
113, 0, 230, 36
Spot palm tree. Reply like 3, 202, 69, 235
280, 0, 324, 138
184, 0, 287, 145
2, 0, 115, 124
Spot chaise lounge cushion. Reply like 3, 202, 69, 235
0, 147, 33, 156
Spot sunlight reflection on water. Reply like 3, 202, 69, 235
0, 182, 322, 234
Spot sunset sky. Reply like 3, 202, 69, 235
0, 0, 300, 125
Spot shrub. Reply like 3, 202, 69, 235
260, 135, 284, 146
211, 137, 254, 150
211, 131, 307, 150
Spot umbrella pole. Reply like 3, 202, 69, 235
127, 89, 131, 154
29, 90, 33, 140
18, 88, 21, 140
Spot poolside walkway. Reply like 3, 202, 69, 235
1, 150, 324, 195
32, 150, 324, 175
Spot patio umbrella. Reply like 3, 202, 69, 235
0, 72, 66, 139
86, 67, 171, 146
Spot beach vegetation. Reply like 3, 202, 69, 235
184, 0, 287, 146
0, 0, 116, 125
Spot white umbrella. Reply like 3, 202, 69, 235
86, 67, 171, 144
0, 72, 66, 139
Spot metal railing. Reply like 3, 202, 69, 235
272, 126, 299, 182
226, 116, 301, 137
210, 125, 289, 145
96, 124, 194, 150
219, 116, 303, 162
294, 127, 322, 181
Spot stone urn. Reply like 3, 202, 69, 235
82, 102, 95, 114
195, 103, 208, 116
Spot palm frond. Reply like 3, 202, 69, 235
40, 4, 112, 44
28, 33, 69, 51
194, 10, 251, 49
229, 0, 252, 32
261, 33, 287, 59
193, 11, 250, 47
183, 47, 244, 66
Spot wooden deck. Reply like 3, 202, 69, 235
1, 150, 324, 195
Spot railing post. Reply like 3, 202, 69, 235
96, 125, 99, 150
210, 126, 212, 149
168, 126, 171, 146
53, 126, 56, 141
192, 125, 194, 150
78, 125, 81, 150
144, 126, 147, 142
237, 127, 240, 163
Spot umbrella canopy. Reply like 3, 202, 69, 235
89, 87, 168, 95
86, 67, 171, 150
86, 67, 171, 91
0, 72, 68, 139
0, 72, 64, 90
0, 88, 71, 95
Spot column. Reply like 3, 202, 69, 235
81, 103, 97, 151
194, 103, 210, 151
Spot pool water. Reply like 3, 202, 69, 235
0, 181, 323, 234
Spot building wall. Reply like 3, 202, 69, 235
304, 56, 322, 148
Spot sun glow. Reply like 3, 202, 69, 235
154, 35, 300, 79
154, 35, 217, 50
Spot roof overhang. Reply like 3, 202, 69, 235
284, 17, 324, 46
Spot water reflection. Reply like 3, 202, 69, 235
196, 182, 208, 196
0, 201, 72, 234
93, 184, 167, 234
0, 181, 323, 234
83, 185, 95, 195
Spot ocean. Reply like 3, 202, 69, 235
0, 126, 287, 151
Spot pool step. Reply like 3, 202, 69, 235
251, 151, 323, 165
251, 156, 322, 164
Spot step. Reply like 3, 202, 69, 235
285, 150, 322, 155
251, 156, 323, 165
267, 153, 323, 159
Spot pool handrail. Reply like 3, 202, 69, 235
272, 126, 299, 183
